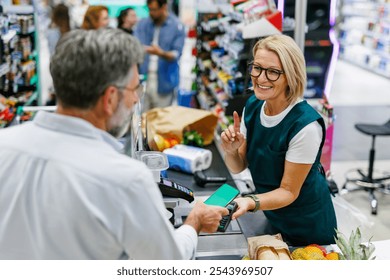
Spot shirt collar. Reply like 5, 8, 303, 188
148, 13, 172, 27
33, 111, 123, 152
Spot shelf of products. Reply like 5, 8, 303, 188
194, 0, 281, 129
0, 2, 39, 128
338, 0, 390, 78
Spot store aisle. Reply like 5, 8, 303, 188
329, 59, 390, 242
329, 59, 390, 181
329, 60, 390, 107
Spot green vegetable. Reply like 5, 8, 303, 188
182, 130, 204, 147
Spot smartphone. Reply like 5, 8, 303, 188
204, 184, 239, 207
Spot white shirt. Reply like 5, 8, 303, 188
240, 99, 323, 164
148, 27, 160, 73
0, 111, 197, 260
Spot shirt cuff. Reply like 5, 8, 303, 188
175, 224, 198, 260
171, 50, 179, 59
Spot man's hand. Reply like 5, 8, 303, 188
145, 44, 164, 56
144, 45, 175, 61
185, 201, 229, 234
220, 111, 245, 154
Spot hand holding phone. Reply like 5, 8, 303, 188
204, 184, 239, 232
204, 183, 239, 207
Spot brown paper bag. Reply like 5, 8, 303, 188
247, 234, 292, 260
142, 106, 218, 149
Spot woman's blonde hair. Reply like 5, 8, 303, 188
81, 5, 108, 30
252, 34, 306, 104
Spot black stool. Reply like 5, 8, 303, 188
341, 119, 390, 214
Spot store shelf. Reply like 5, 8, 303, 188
2, 4, 34, 14
1, 29, 17, 44
0, 4, 40, 128
24, 91, 38, 106
18, 26, 36, 35
195, 1, 281, 117
0, 63, 10, 77
338, 0, 390, 79
339, 57, 390, 79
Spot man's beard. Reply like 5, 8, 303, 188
108, 101, 134, 138
150, 15, 162, 25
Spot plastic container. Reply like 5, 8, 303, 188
135, 151, 169, 182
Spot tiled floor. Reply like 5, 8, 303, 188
329, 59, 390, 242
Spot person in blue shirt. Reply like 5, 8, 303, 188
134, 0, 185, 111
45, 3, 71, 106
46, 3, 71, 56
221, 34, 337, 246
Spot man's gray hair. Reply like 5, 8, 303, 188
50, 28, 144, 109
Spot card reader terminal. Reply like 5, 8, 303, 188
203, 184, 239, 232
218, 201, 238, 232
158, 177, 194, 203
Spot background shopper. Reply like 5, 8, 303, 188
0, 29, 228, 260
221, 34, 337, 246
46, 3, 71, 56
45, 3, 71, 106
81, 5, 109, 30
117, 7, 137, 35
134, 0, 185, 111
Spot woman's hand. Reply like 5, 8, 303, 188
231, 196, 254, 220
220, 111, 245, 154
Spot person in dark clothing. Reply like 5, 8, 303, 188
117, 7, 138, 35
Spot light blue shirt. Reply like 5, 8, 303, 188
46, 27, 61, 56
0, 111, 197, 259
135, 14, 185, 94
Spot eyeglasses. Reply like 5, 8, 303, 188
117, 82, 145, 99
248, 62, 285, 82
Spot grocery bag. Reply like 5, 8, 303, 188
143, 106, 218, 150
332, 195, 374, 240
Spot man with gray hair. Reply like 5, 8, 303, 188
0, 29, 227, 260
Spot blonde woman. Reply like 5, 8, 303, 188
221, 34, 337, 246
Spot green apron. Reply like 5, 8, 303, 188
244, 95, 337, 246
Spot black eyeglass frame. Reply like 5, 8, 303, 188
247, 62, 285, 82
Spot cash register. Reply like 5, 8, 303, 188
122, 90, 195, 223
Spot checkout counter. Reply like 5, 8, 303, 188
163, 144, 390, 261
162, 143, 278, 260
